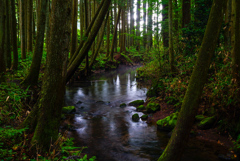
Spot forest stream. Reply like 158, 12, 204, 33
64, 65, 229, 161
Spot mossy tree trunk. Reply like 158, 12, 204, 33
5, 0, 11, 69
20, 0, 26, 59
0, 0, 6, 82
71, 0, 78, 58
136, 0, 140, 51
66, 0, 111, 82
182, 0, 191, 28
162, 0, 169, 49
158, 0, 227, 160
27, 0, 33, 52
30, 0, 71, 151
168, 0, 175, 73
147, 0, 153, 49
11, 0, 19, 70
143, 1, 147, 48
130, 0, 134, 46
21, 0, 47, 86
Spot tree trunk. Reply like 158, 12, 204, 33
107, 11, 110, 56
0, 0, 6, 82
136, 0, 140, 50
45, 0, 51, 52
30, 0, 71, 151
182, 0, 191, 28
21, 0, 48, 86
224, 0, 232, 49
11, 0, 19, 70
71, 0, 78, 58
147, 0, 153, 49
169, 0, 175, 73
4, 0, 11, 68
162, 0, 169, 48
158, 0, 227, 160
27, 0, 33, 52
130, 0, 134, 46
143, 1, 147, 48
66, 0, 111, 82
110, 8, 121, 61
20, 0, 26, 59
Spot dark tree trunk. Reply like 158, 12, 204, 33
0, 0, 6, 82
182, 0, 191, 28
20, 0, 26, 59
30, 0, 71, 151
27, 0, 33, 52
136, 0, 140, 50
162, 0, 169, 48
5, 0, 11, 68
158, 0, 227, 160
71, 0, 78, 58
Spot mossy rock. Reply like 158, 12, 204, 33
62, 106, 76, 114
146, 103, 160, 113
132, 113, 140, 122
195, 115, 206, 122
120, 103, 127, 108
198, 116, 216, 130
141, 114, 148, 120
146, 81, 164, 97
156, 112, 178, 132
129, 100, 144, 106
137, 105, 145, 111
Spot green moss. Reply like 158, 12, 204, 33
137, 105, 145, 111
62, 106, 76, 114
156, 112, 178, 131
120, 103, 127, 108
129, 100, 144, 106
198, 116, 216, 130
132, 113, 140, 122
141, 114, 148, 120
195, 115, 205, 121
146, 103, 160, 113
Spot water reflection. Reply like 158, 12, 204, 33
65, 66, 224, 161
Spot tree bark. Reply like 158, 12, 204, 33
158, 0, 227, 160
136, 0, 140, 50
31, 0, 71, 151
147, 0, 153, 49
71, 0, 78, 58
20, 0, 26, 59
0, 0, 6, 82
66, 0, 111, 82
130, 0, 134, 46
182, 0, 191, 28
169, 0, 175, 73
11, 0, 19, 70
21, 0, 48, 86
4, 0, 11, 69
162, 0, 169, 48
27, 0, 33, 52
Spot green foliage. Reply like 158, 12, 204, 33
157, 112, 178, 131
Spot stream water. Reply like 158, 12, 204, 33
64, 65, 227, 161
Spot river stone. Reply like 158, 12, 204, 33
197, 115, 216, 130
120, 103, 127, 108
146, 103, 160, 113
129, 100, 144, 106
132, 113, 140, 122
141, 114, 148, 120
137, 105, 145, 111
157, 112, 178, 132
62, 106, 76, 114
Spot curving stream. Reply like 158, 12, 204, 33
64, 65, 227, 161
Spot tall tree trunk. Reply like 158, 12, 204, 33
231, 0, 236, 47
130, 0, 134, 46
21, 0, 48, 86
110, 8, 121, 61
224, 0, 232, 49
27, 0, 33, 52
80, 0, 84, 41
162, 0, 169, 48
66, 0, 111, 82
143, 1, 147, 48
0, 0, 6, 82
31, 0, 71, 151
114, 0, 117, 53
169, 0, 174, 73
5, 0, 11, 68
158, 0, 227, 160
147, 0, 153, 49
11, 0, 19, 70
120, 2, 126, 53
182, 0, 191, 28
20, 0, 26, 59
45, 0, 51, 52
136, 0, 140, 50
71, 0, 78, 58
107, 12, 110, 56
173, 0, 179, 54
85, 0, 89, 76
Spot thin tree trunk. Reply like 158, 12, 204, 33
147, 0, 153, 49
5, 0, 11, 68
182, 0, 191, 28
162, 0, 169, 48
11, 0, 19, 70
107, 12, 110, 56
20, 0, 26, 59
158, 0, 227, 160
169, 0, 175, 73
71, 0, 78, 58
136, 0, 140, 50
110, 8, 121, 61
143, 1, 147, 48
27, 0, 33, 52
21, 0, 48, 86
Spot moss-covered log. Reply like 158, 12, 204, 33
158, 1, 227, 160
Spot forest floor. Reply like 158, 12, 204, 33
146, 99, 236, 160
